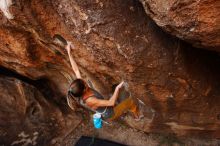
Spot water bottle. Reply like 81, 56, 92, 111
93, 113, 102, 129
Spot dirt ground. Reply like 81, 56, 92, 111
61, 114, 220, 146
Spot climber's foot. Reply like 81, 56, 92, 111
132, 109, 144, 121
134, 114, 144, 121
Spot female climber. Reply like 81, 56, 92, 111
65, 41, 141, 121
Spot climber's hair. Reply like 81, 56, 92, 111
68, 79, 86, 98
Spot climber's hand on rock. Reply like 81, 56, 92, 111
70, 43, 75, 50
116, 81, 124, 90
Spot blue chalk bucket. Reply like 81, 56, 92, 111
93, 113, 102, 129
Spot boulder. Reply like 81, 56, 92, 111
0, 76, 81, 145
0, 0, 219, 140
140, 0, 220, 50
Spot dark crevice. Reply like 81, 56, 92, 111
0, 66, 65, 109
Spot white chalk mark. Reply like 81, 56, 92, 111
166, 122, 204, 130
11, 131, 39, 146
0, 0, 14, 19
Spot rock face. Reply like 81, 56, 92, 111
0, 0, 219, 143
0, 76, 81, 145
139, 0, 220, 50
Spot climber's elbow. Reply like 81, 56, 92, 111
108, 99, 115, 106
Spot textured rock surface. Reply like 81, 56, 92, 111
0, 0, 219, 144
140, 0, 220, 50
0, 76, 81, 145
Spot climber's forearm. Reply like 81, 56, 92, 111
68, 51, 82, 79
108, 86, 120, 106
92, 87, 120, 107
65, 41, 81, 78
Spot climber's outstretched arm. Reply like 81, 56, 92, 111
86, 81, 124, 108
66, 42, 82, 79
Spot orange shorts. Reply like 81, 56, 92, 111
108, 93, 139, 121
